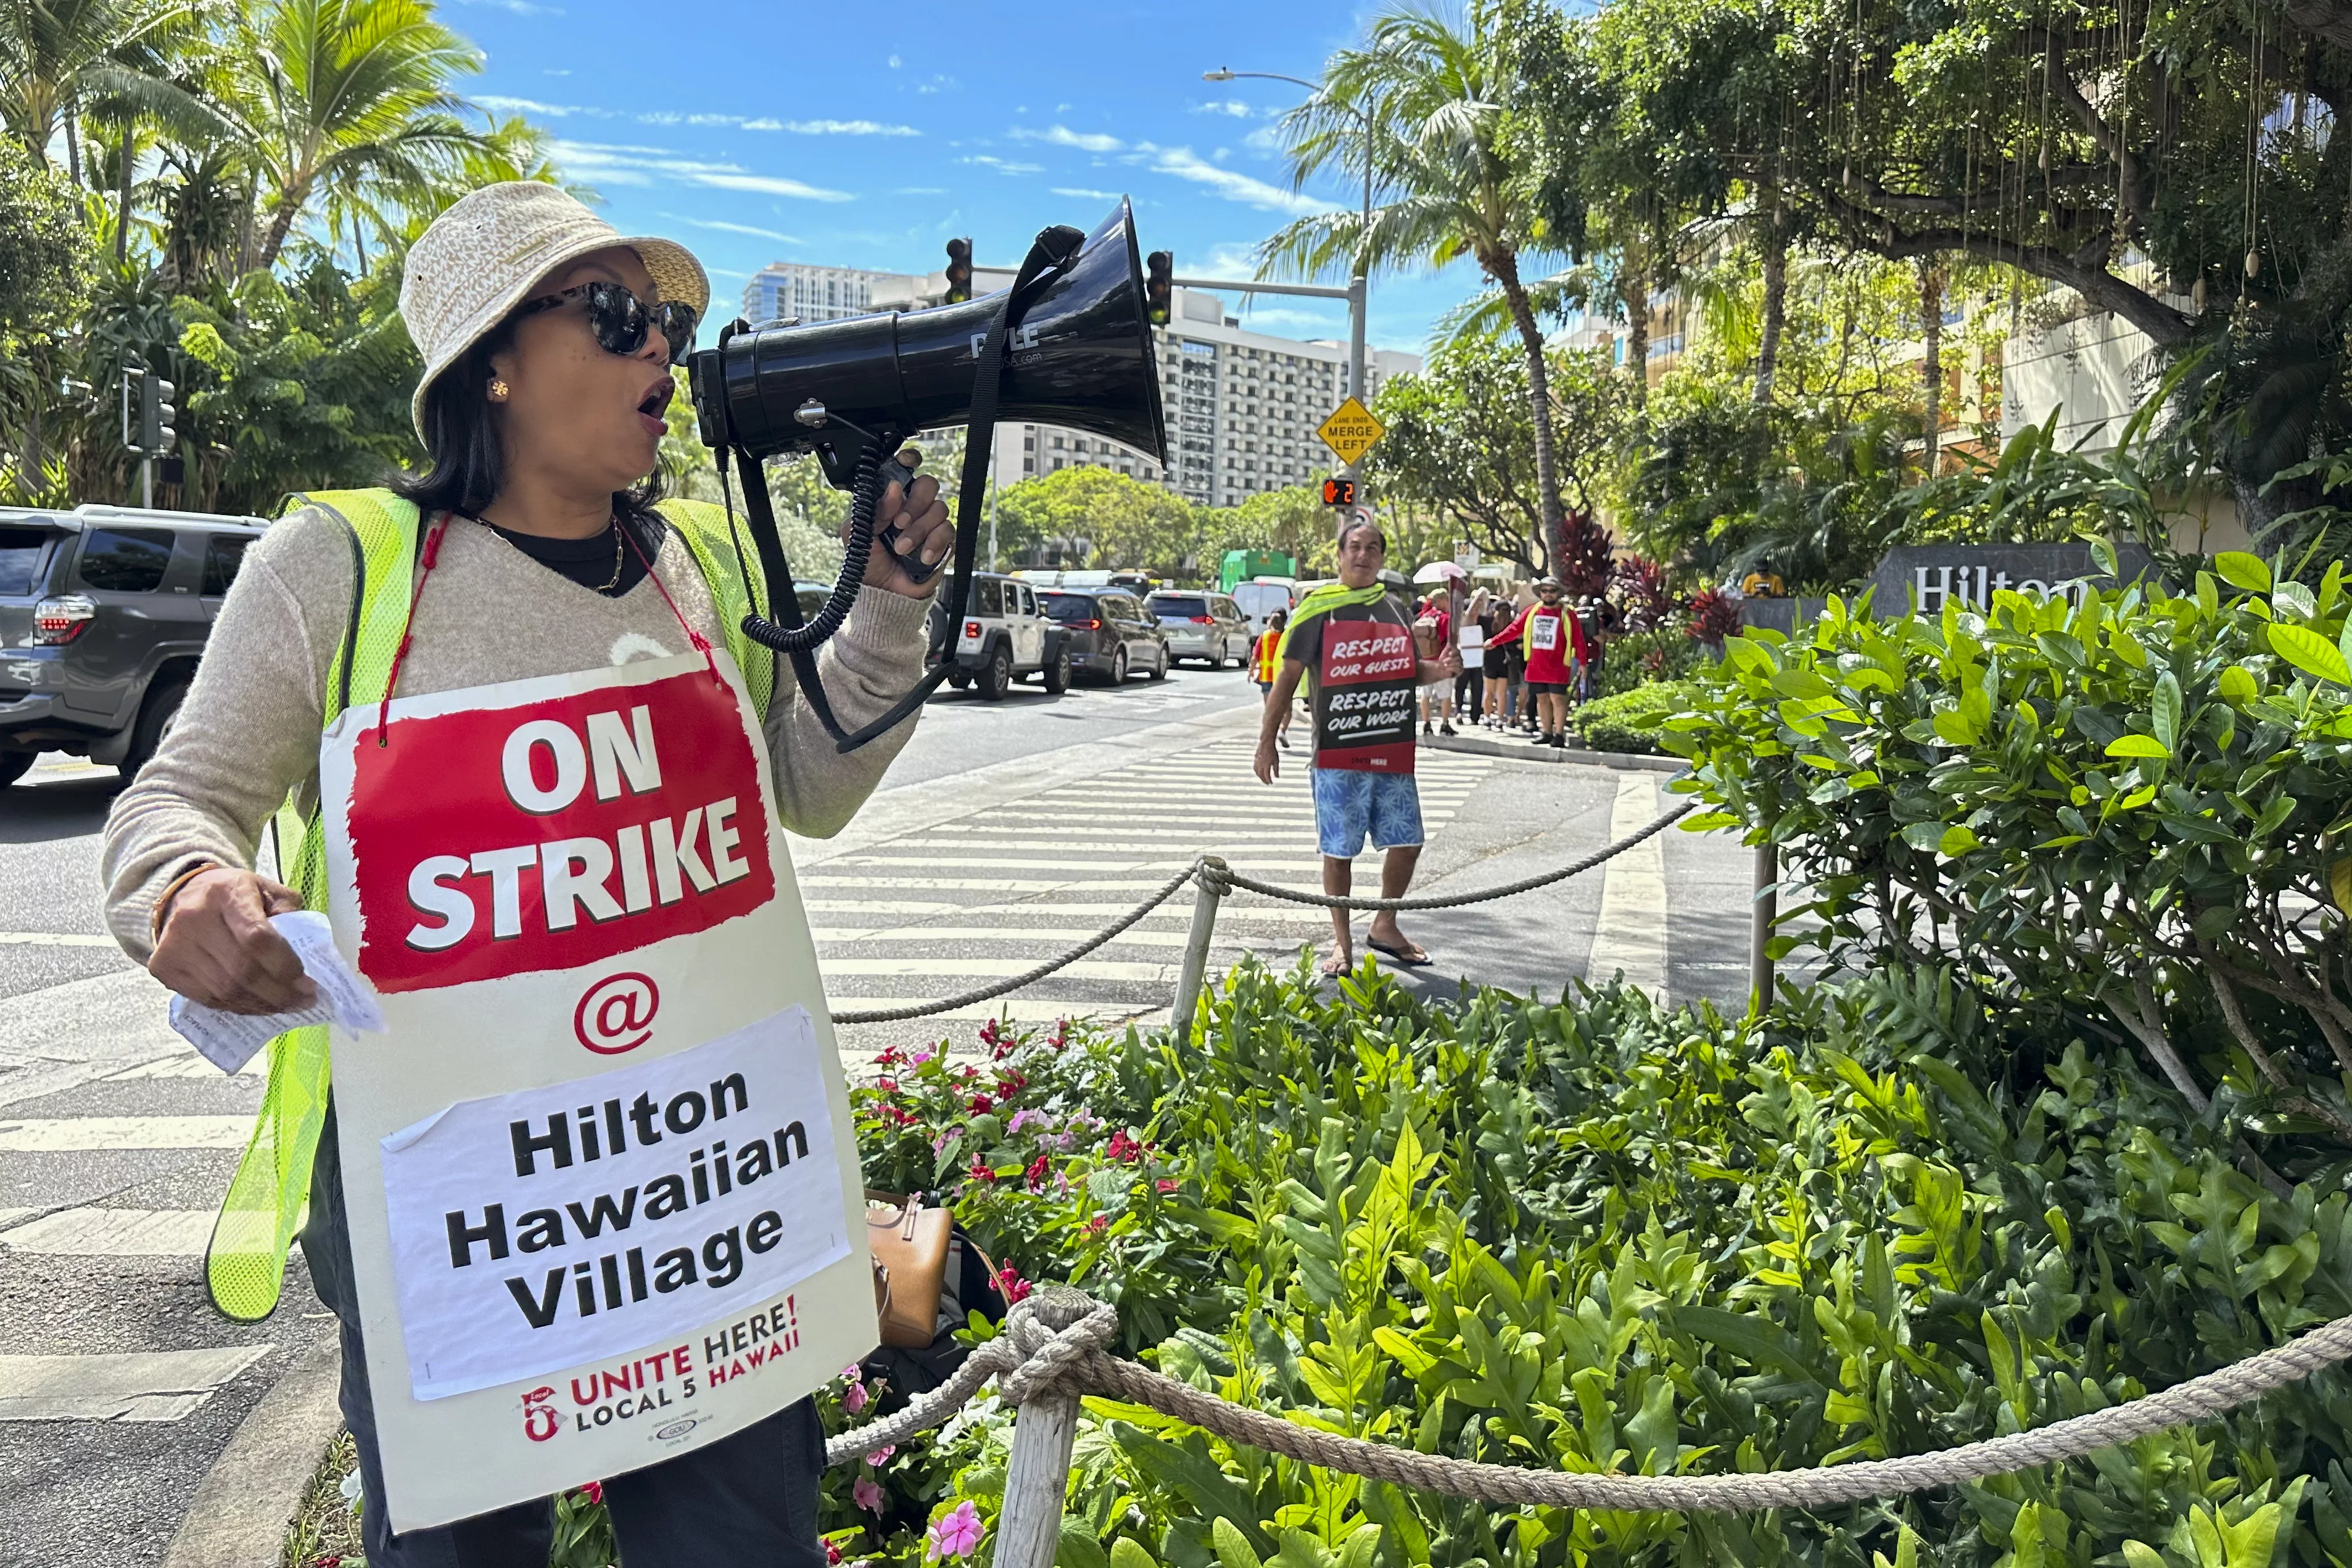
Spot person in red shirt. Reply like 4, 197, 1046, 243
1493, 577, 1590, 748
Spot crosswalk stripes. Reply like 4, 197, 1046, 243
0, 1207, 214, 1256
0, 1348, 274, 1422
803, 736, 1492, 1032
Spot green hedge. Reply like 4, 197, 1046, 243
1570, 678, 1704, 754
1661, 549, 2352, 1142
767, 960, 2350, 1567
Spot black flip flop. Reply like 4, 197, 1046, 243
1368, 937, 1432, 967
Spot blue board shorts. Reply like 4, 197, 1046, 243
1310, 766, 1424, 858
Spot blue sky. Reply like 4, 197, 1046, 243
453, 1, 1467, 353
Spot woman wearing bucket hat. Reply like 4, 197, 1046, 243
100, 183, 948, 1565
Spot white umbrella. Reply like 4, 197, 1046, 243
1412, 561, 1467, 585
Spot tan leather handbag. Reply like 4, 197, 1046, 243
867, 1192, 953, 1348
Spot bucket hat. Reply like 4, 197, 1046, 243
398, 181, 709, 442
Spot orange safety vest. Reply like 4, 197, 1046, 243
1252, 629, 1282, 683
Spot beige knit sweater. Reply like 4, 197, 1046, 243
101, 505, 928, 964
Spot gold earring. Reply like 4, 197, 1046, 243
489, 378, 510, 401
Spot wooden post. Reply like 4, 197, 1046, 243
1170, 858, 1225, 1044
989, 1288, 1093, 1568
1751, 842, 1778, 1011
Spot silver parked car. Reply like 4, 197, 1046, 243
1144, 590, 1250, 668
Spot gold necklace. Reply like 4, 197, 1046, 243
476, 510, 625, 592
593, 518, 625, 592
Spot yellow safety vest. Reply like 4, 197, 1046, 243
205, 489, 773, 1322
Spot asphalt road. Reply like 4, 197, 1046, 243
0, 659, 1752, 1565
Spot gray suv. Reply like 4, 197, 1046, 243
0, 505, 269, 789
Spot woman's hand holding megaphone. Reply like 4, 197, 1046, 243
854, 448, 952, 598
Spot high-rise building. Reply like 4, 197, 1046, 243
755, 261, 1423, 514
740, 262, 928, 326
973, 283, 1419, 510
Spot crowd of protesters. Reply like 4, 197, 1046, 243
1403, 577, 1620, 748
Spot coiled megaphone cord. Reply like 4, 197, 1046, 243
737, 442, 888, 656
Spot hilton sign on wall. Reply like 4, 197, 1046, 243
1869, 543, 2156, 614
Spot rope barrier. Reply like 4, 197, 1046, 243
826, 803, 1699, 1025
830, 1288, 2352, 1513
1217, 800, 1695, 913
830, 865, 1200, 1025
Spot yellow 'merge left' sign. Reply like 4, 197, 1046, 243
1316, 397, 1386, 466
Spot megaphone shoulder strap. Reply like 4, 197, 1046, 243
733, 223, 1086, 755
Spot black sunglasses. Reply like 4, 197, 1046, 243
519, 280, 698, 367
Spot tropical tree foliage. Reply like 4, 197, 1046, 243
1, 0, 550, 510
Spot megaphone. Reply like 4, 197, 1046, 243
684, 200, 1168, 754
688, 199, 1167, 485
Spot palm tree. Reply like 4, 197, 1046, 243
215, 0, 492, 273
1, 0, 217, 188
1260, 4, 1580, 569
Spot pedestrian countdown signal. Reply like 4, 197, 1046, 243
1322, 477, 1358, 507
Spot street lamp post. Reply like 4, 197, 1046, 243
1202, 68, 1372, 453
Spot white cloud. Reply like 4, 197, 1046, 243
478, 94, 597, 118
1190, 242, 1263, 281
887, 52, 902, 68
1193, 99, 1254, 118
1242, 305, 1343, 331
450, 0, 563, 14
546, 141, 854, 202
1010, 125, 1124, 154
680, 218, 800, 244
960, 155, 1041, 175
543, 68, 570, 76
1050, 187, 1123, 200
1144, 147, 1335, 215
894, 186, 948, 195
772, 118, 920, 136
692, 171, 856, 200
639, 112, 680, 125
1243, 123, 1284, 153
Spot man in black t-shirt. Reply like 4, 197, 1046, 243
1254, 515, 1459, 975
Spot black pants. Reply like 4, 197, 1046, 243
303, 1105, 828, 1567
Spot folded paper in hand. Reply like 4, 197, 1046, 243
168, 910, 386, 1073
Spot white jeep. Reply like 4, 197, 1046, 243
930, 572, 1071, 700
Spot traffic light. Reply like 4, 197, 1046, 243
1322, 476, 1357, 507
139, 369, 178, 455
1144, 250, 1173, 326
944, 237, 973, 304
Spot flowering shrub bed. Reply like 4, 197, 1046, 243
770, 959, 2352, 1568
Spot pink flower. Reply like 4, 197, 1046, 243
579, 1480, 604, 1506
876, 1076, 898, 1094
926, 1501, 986, 1560
968, 1093, 994, 1115
1006, 1109, 1042, 1136
843, 1380, 869, 1414
826, 1540, 845, 1566
1157, 1178, 1178, 1193
1104, 1130, 1144, 1165
1087, 1214, 1109, 1234
910, 1046, 936, 1066
865, 1444, 896, 1466
968, 1154, 995, 1185
853, 1477, 886, 1513
841, 1364, 863, 1382
994, 1263, 1033, 1305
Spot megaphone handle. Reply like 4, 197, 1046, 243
876, 451, 941, 586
